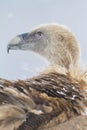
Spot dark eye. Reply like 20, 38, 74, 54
34, 31, 43, 37
37, 31, 42, 36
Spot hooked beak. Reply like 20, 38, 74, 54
7, 33, 29, 53
7, 36, 22, 53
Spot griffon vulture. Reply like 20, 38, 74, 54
0, 24, 87, 130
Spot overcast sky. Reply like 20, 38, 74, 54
0, 0, 87, 80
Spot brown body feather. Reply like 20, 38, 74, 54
0, 71, 86, 130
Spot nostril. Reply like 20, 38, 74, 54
19, 33, 29, 40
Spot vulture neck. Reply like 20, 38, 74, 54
39, 44, 74, 70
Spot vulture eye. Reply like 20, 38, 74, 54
34, 31, 43, 38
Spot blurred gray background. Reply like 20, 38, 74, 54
0, 0, 87, 80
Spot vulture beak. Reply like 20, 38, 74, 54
7, 33, 29, 53
7, 36, 21, 53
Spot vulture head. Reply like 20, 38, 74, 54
7, 24, 80, 69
